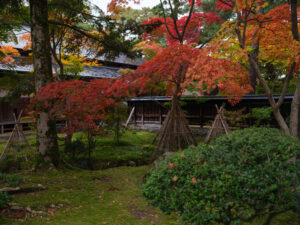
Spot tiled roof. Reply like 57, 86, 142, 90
0, 63, 122, 79
127, 94, 295, 102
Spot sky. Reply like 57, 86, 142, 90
90, 0, 161, 13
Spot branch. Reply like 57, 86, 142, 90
167, 0, 181, 40
241, 0, 249, 48
48, 20, 103, 43
248, 55, 276, 108
48, 2, 106, 22
218, 0, 235, 9
159, 0, 180, 41
275, 62, 296, 109
196, 36, 213, 49
291, 0, 299, 41
180, 0, 195, 43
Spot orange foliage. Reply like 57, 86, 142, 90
0, 46, 20, 64
19, 33, 31, 51
251, 4, 300, 68
108, 0, 140, 15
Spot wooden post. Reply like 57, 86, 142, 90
159, 105, 162, 125
200, 106, 203, 128
134, 103, 137, 124
142, 103, 144, 125
126, 107, 135, 127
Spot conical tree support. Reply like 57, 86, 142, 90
0, 111, 30, 163
152, 95, 197, 160
205, 103, 231, 142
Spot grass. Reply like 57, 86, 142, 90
87, 130, 155, 166
0, 130, 156, 171
0, 166, 180, 225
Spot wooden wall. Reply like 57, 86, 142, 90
127, 96, 292, 128
0, 98, 31, 133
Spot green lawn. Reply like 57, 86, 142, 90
89, 130, 155, 168
0, 166, 180, 225
0, 130, 156, 171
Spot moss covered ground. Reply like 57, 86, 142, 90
1, 166, 181, 225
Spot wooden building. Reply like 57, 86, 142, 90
127, 95, 294, 128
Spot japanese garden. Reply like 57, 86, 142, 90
0, 0, 299, 224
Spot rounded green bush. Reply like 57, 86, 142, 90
143, 127, 300, 225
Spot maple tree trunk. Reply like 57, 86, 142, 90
289, 0, 299, 137
30, 0, 59, 166
290, 78, 300, 136
249, 44, 258, 94
249, 56, 291, 135
247, 1, 299, 137
152, 79, 197, 160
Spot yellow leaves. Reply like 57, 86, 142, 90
262, 2, 269, 9
173, 176, 178, 182
235, 0, 263, 12
59, 54, 100, 76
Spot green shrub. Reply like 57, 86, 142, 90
224, 107, 250, 127
0, 192, 12, 209
251, 107, 272, 126
143, 127, 299, 225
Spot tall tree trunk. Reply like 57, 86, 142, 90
289, 0, 299, 137
30, 0, 59, 166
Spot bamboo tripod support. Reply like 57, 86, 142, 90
205, 103, 231, 142
0, 110, 30, 163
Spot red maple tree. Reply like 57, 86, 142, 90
118, 0, 251, 156
31, 78, 135, 136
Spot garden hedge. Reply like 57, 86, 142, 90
143, 127, 300, 225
